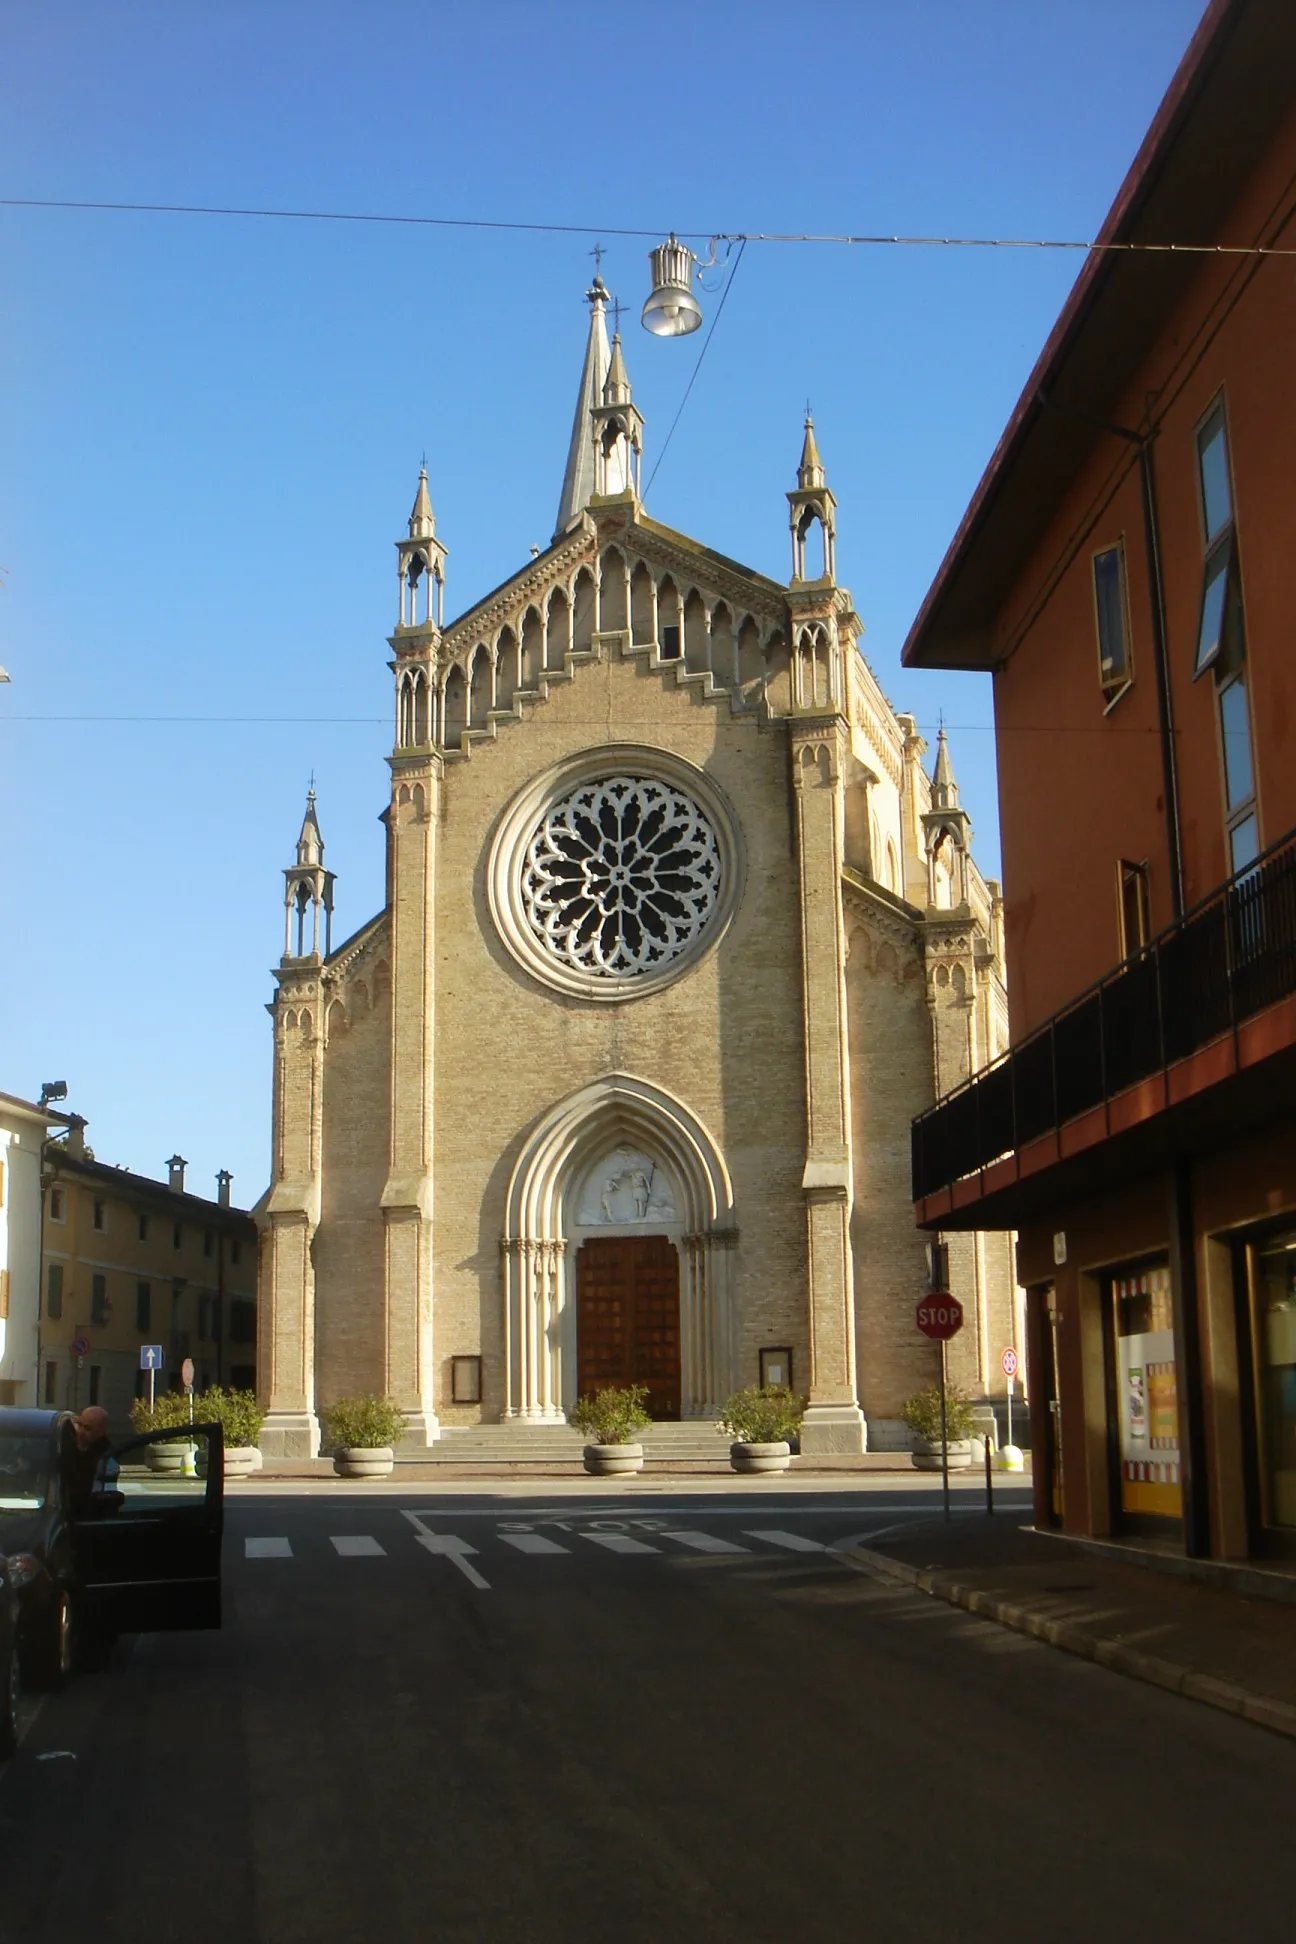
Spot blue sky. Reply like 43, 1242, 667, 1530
0, 0, 1206, 1199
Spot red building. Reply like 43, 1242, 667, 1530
903, 0, 1296, 1566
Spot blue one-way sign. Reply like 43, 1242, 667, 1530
139, 1344, 164, 1371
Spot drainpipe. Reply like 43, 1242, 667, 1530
1134, 434, 1186, 919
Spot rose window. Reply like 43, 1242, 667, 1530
520, 775, 722, 979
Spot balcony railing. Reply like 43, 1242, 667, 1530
912, 825, 1296, 1203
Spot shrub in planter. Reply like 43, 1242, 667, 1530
322, 1395, 407, 1451
902, 1382, 977, 1468
717, 1385, 804, 1445
718, 1384, 804, 1474
129, 1391, 192, 1435
569, 1385, 651, 1474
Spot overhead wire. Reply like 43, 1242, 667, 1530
3, 195, 1296, 256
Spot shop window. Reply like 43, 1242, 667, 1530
1091, 543, 1132, 700
1108, 1263, 1182, 1529
48, 1185, 65, 1223
136, 1281, 151, 1332
91, 1274, 110, 1327
1117, 859, 1150, 958
1249, 1233, 1296, 1533
46, 1262, 63, 1320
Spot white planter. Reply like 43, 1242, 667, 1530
223, 1446, 258, 1479
911, 1438, 974, 1471
730, 1440, 791, 1474
333, 1446, 395, 1479
582, 1442, 644, 1476
146, 1443, 191, 1474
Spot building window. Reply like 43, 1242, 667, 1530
231, 1237, 242, 1267
136, 1281, 151, 1332
203, 1228, 214, 1259
198, 1294, 211, 1340
1194, 402, 1244, 678
1118, 859, 1151, 958
659, 624, 681, 660
92, 1197, 105, 1232
229, 1299, 256, 1344
44, 1361, 58, 1405
91, 1274, 110, 1326
1218, 673, 1259, 873
138, 1211, 150, 1242
88, 1366, 101, 1406
46, 1262, 63, 1320
173, 1221, 182, 1250
1092, 543, 1132, 699
229, 1364, 256, 1391
48, 1185, 65, 1222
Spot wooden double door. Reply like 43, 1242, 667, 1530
575, 1235, 681, 1420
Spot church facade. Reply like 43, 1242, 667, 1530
256, 280, 1017, 1456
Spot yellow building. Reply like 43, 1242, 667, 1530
41, 1120, 257, 1432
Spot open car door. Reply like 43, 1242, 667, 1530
70, 1424, 224, 1635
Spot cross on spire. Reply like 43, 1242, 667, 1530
590, 241, 605, 275
610, 295, 626, 334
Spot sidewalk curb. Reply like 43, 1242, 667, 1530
844, 1544, 1296, 1742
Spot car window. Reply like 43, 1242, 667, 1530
0, 1434, 53, 1513
108, 1428, 218, 1515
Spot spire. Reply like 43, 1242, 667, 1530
408, 465, 435, 540
554, 277, 611, 538
283, 787, 336, 962
931, 726, 959, 809
296, 787, 324, 867
788, 412, 837, 582
798, 413, 826, 490
604, 331, 631, 406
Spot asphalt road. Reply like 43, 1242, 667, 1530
1, 1484, 1292, 1944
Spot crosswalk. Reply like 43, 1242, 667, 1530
242, 1524, 831, 1564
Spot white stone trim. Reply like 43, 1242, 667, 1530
501, 1073, 737, 1420
487, 745, 745, 1003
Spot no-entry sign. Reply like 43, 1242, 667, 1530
916, 1293, 964, 1341
1001, 1346, 1019, 1379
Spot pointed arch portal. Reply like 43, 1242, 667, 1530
502, 1073, 738, 1421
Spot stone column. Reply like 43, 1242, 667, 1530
258, 984, 325, 1457
791, 717, 867, 1454
380, 769, 440, 1444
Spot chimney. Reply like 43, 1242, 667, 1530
216, 1169, 232, 1208
167, 1154, 188, 1193
65, 1115, 87, 1160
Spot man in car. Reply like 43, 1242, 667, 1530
65, 1407, 112, 1516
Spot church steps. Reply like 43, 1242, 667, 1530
412, 1421, 735, 1466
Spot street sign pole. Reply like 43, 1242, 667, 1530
1006, 1372, 1014, 1449
149, 1365, 156, 1412
939, 1340, 950, 1523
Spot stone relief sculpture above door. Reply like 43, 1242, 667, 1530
575, 1148, 678, 1226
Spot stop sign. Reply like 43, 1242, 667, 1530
916, 1293, 964, 1341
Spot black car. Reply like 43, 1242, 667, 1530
0, 1408, 225, 1751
